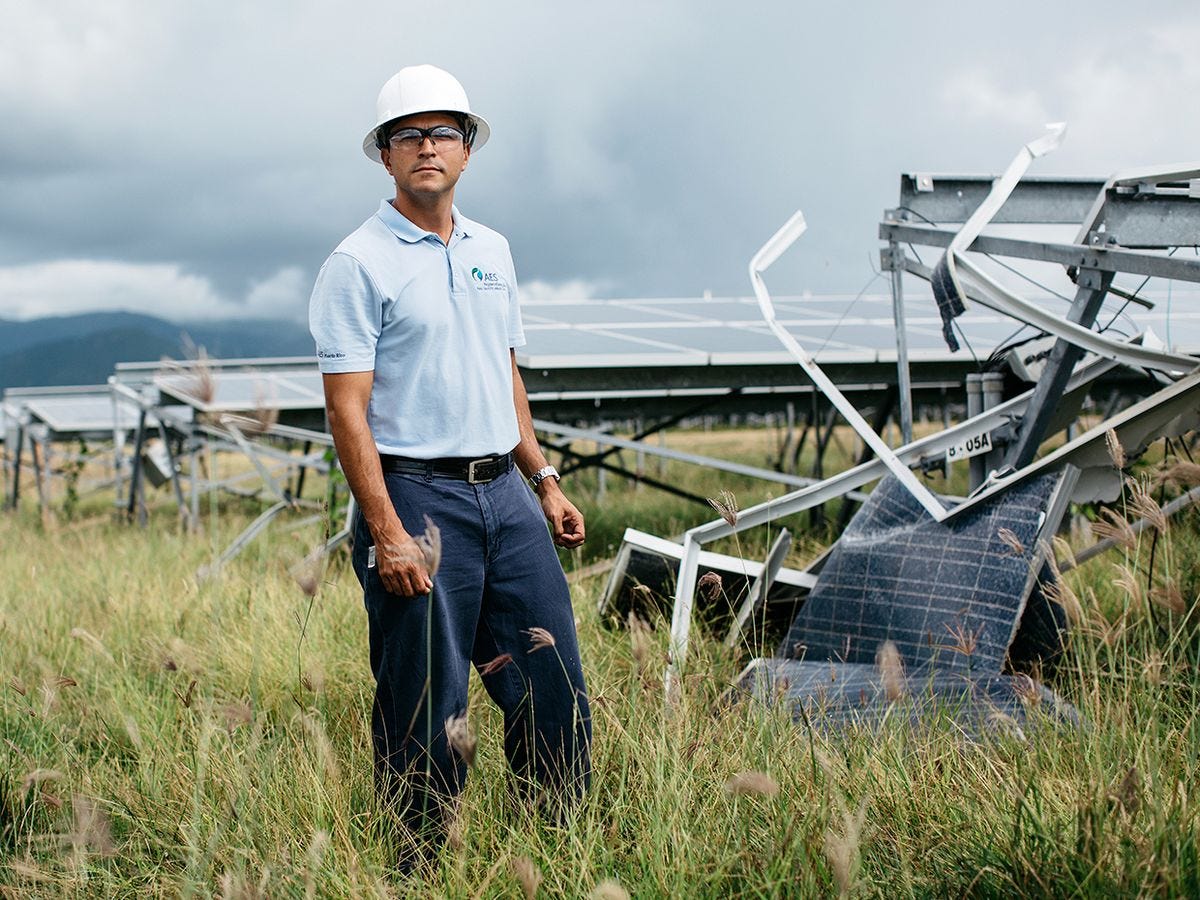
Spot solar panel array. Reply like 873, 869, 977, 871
4, 289, 1197, 434
517, 293, 1200, 369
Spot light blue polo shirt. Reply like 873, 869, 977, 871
309, 200, 525, 458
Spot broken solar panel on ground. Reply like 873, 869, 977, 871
736, 470, 1081, 734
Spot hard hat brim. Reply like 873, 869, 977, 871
362, 112, 491, 163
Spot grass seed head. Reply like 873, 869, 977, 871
1156, 459, 1200, 489
69, 628, 114, 663
1092, 507, 1137, 552
62, 794, 116, 858
1149, 582, 1186, 615
221, 701, 253, 732
1105, 429, 1126, 470
997, 527, 1025, 556
590, 880, 630, 900
824, 800, 868, 898
875, 640, 906, 702
416, 514, 442, 579
479, 652, 513, 676
512, 855, 542, 899
1127, 478, 1167, 534
707, 489, 739, 526
524, 627, 556, 653
627, 611, 651, 674
697, 571, 723, 601
725, 770, 780, 797
444, 713, 477, 767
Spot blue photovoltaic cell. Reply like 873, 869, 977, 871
779, 472, 1059, 673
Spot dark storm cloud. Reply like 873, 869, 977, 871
1, 0, 1198, 319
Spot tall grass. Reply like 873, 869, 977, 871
1, 431, 1199, 896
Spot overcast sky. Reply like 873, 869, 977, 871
2, 0, 1199, 323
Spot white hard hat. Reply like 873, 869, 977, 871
362, 64, 491, 163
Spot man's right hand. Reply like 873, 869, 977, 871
373, 530, 433, 596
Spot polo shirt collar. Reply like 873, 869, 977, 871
376, 199, 475, 243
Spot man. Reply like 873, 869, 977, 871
308, 64, 591, 853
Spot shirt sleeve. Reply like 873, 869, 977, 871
504, 247, 526, 349
308, 251, 381, 373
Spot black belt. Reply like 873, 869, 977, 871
379, 452, 514, 484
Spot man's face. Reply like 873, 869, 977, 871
380, 112, 470, 201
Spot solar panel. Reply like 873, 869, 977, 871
779, 472, 1061, 673
734, 658, 1080, 738
155, 368, 325, 412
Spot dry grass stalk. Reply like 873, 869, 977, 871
69, 627, 114, 663
416, 514, 441, 579
707, 489, 739, 526
1092, 507, 1137, 552
512, 855, 542, 899
823, 800, 868, 898
875, 641, 906, 702
62, 794, 116, 859
1156, 460, 1200, 489
9, 675, 27, 696
997, 527, 1025, 556
697, 571, 723, 601
725, 771, 780, 797
479, 653, 513, 676
1126, 478, 1168, 534
590, 880, 631, 900
524, 627, 556, 653
444, 713, 477, 767
1105, 429, 1126, 470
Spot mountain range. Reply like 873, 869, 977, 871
0, 312, 316, 391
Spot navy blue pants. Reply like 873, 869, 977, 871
351, 464, 591, 836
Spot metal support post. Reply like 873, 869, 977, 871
884, 242, 915, 444
7, 424, 23, 510
966, 374, 985, 491
1005, 269, 1114, 469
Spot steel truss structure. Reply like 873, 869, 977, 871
657, 131, 1200, 702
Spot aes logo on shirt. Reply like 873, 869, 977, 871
471, 267, 507, 292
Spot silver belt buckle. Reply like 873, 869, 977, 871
466, 457, 491, 484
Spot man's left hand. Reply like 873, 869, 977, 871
539, 485, 586, 548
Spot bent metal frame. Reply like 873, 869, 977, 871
664, 129, 1200, 698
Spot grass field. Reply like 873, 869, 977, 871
2, 429, 1199, 897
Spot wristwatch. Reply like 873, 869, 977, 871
529, 465, 560, 489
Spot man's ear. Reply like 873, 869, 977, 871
381, 147, 393, 176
